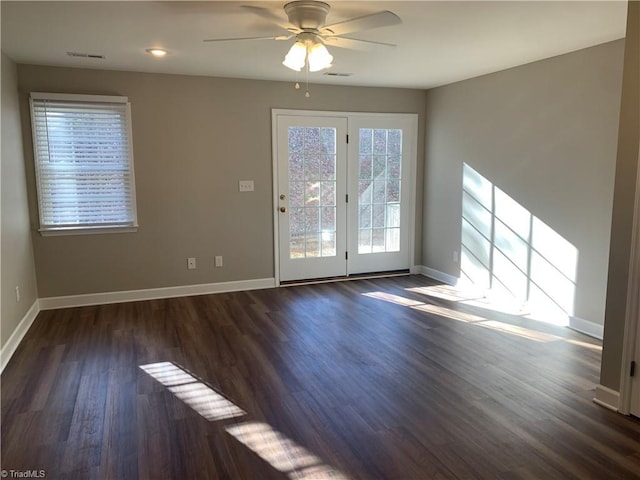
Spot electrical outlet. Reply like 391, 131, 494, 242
215, 256, 223, 267
187, 257, 196, 270
15, 286, 20, 303
239, 180, 254, 192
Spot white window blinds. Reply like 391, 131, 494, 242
30, 92, 138, 233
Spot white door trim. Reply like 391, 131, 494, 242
618, 146, 640, 416
272, 108, 418, 285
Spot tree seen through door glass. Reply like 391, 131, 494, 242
288, 127, 337, 259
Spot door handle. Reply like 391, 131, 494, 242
280, 206, 287, 213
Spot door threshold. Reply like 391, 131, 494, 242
279, 269, 411, 287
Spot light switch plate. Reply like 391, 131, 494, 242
239, 180, 254, 192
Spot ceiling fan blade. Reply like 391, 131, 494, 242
242, 5, 299, 32
203, 35, 293, 43
321, 11, 401, 36
324, 36, 397, 51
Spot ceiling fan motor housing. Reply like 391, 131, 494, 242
284, 0, 330, 30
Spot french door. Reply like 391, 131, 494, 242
276, 115, 348, 281
347, 116, 415, 274
274, 110, 416, 283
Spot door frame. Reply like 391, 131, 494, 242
618, 146, 640, 416
272, 108, 418, 286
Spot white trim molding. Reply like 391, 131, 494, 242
593, 385, 620, 412
2, 279, 276, 371
568, 316, 604, 340
419, 266, 460, 286
39, 278, 276, 310
618, 147, 640, 415
1, 300, 40, 372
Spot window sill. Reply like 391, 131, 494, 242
39, 226, 138, 237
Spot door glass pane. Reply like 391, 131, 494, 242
373, 156, 386, 178
306, 234, 321, 257
320, 155, 335, 180
320, 182, 335, 206
305, 181, 319, 206
289, 155, 304, 181
322, 230, 336, 257
290, 181, 304, 207
372, 204, 385, 228
373, 180, 386, 203
305, 156, 321, 180
290, 233, 305, 259
357, 128, 402, 254
359, 205, 372, 229
321, 206, 335, 230
290, 208, 305, 233
359, 229, 372, 254
359, 129, 373, 154
288, 127, 337, 259
359, 156, 372, 180
359, 180, 372, 204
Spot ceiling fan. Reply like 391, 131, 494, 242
203, 1, 401, 72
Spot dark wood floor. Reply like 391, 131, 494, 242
2, 275, 640, 479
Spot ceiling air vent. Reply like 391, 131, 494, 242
323, 72, 352, 77
67, 51, 106, 59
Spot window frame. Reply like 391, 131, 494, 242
29, 92, 139, 236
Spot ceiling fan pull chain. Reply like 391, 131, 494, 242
305, 61, 311, 97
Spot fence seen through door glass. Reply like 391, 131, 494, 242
358, 128, 402, 254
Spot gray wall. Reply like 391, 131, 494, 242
601, 2, 640, 392
423, 40, 625, 326
1, 52, 38, 347
16, 65, 426, 298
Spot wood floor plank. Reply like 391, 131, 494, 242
2, 275, 640, 479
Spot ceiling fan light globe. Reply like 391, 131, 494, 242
282, 58, 304, 71
283, 41, 307, 71
308, 42, 333, 72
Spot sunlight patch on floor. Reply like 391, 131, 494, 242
565, 338, 602, 351
411, 303, 487, 323
363, 290, 597, 349
140, 361, 350, 479
409, 282, 571, 327
406, 285, 484, 303
362, 291, 423, 307
140, 362, 246, 421
226, 422, 349, 479
475, 320, 561, 343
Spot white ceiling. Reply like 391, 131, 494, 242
1, 1, 628, 89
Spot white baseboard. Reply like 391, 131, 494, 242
1, 299, 40, 373
39, 277, 276, 310
569, 316, 604, 340
418, 266, 459, 286
593, 384, 620, 411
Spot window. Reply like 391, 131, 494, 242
30, 92, 138, 235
